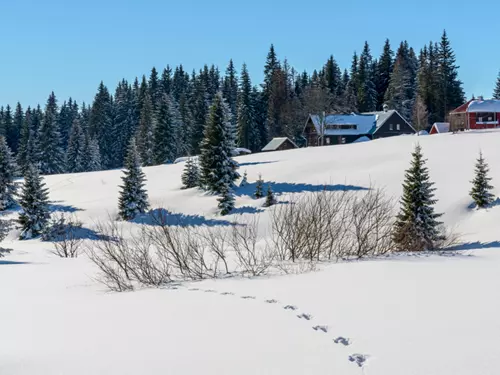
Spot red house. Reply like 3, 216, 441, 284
449, 99, 500, 131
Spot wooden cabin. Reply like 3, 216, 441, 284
449, 99, 500, 131
261, 137, 298, 152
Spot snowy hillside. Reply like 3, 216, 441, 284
3, 131, 500, 375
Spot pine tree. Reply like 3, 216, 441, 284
240, 170, 248, 187
493, 71, 500, 99
137, 91, 155, 166
470, 151, 494, 208
118, 138, 149, 220
85, 137, 102, 172
181, 158, 199, 189
357, 42, 377, 112
237, 63, 256, 150
190, 72, 209, 154
2, 105, 12, 146
66, 119, 86, 173
154, 95, 177, 164
199, 93, 239, 194
437, 30, 465, 121
0, 136, 18, 210
412, 95, 429, 132
39, 92, 65, 175
263, 185, 276, 207
222, 59, 238, 123
255, 174, 264, 198
17, 164, 50, 239
393, 144, 444, 251
375, 39, 394, 109
217, 184, 235, 216
17, 108, 32, 175
11, 103, 23, 153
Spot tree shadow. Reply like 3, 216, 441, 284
0, 260, 30, 265
48, 226, 112, 242
445, 241, 500, 251
238, 161, 278, 167
235, 182, 368, 197
49, 203, 84, 213
231, 206, 264, 215
132, 208, 235, 227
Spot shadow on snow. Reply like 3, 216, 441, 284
132, 208, 235, 227
235, 181, 368, 197
238, 161, 278, 167
445, 241, 500, 251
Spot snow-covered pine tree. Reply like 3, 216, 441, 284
17, 108, 31, 175
118, 138, 149, 220
154, 95, 177, 164
393, 144, 444, 251
181, 158, 199, 189
237, 63, 257, 151
0, 136, 18, 210
255, 174, 264, 198
84, 136, 102, 172
493, 70, 500, 100
66, 119, 86, 173
263, 185, 276, 207
17, 164, 50, 239
199, 93, 239, 194
240, 170, 248, 187
470, 151, 495, 208
218, 184, 235, 216
38, 92, 65, 175
137, 91, 155, 166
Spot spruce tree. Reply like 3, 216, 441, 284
66, 119, 86, 173
11, 103, 23, 153
2, 105, 13, 147
118, 138, 149, 220
263, 185, 276, 207
199, 93, 239, 194
375, 39, 394, 109
181, 158, 199, 189
222, 59, 238, 123
39, 92, 65, 175
0, 136, 18, 210
470, 151, 494, 208
154, 95, 177, 164
255, 174, 264, 198
393, 144, 444, 251
137, 91, 155, 166
237, 63, 257, 150
218, 184, 235, 216
17, 108, 32, 175
18, 164, 50, 239
240, 170, 248, 187
85, 137, 102, 172
493, 71, 500, 100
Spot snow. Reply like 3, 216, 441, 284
467, 99, 500, 113
418, 130, 429, 135
4, 131, 500, 374
353, 136, 371, 143
309, 113, 376, 135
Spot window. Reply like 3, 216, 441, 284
341, 137, 346, 144
325, 124, 357, 130
396, 124, 401, 131
389, 124, 393, 131
325, 137, 330, 144
477, 113, 497, 124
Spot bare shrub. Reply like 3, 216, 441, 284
85, 220, 134, 292
342, 188, 396, 259
49, 215, 84, 258
230, 216, 274, 276
198, 226, 230, 275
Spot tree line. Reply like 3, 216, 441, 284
0, 30, 468, 176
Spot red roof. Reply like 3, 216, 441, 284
450, 99, 475, 114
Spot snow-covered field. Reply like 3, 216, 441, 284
3, 131, 500, 375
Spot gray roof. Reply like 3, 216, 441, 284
262, 137, 298, 151
362, 109, 416, 133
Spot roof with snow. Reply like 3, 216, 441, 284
261, 137, 298, 152
362, 109, 416, 133
308, 113, 376, 136
431, 122, 450, 133
467, 100, 500, 113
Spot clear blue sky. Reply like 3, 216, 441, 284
1, 0, 499, 108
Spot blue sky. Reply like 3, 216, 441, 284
1, 0, 499, 107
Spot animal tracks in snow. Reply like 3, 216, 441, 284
185, 287, 369, 370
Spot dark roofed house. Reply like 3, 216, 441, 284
262, 137, 298, 152
362, 106, 416, 138
303, 113, 376, 146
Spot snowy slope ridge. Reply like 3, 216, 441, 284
3, 131, 500, 375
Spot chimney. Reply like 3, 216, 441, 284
383, 103, 389, 112
478, 95, 484, 101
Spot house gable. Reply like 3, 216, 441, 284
372, 111, 415, 138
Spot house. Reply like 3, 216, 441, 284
261, 137, 298, 152
429, 122, 450, 134
449, 98, 500, 131
362, 106, 416, 138
303, 105, 416, 147
303, 113, 376, 146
